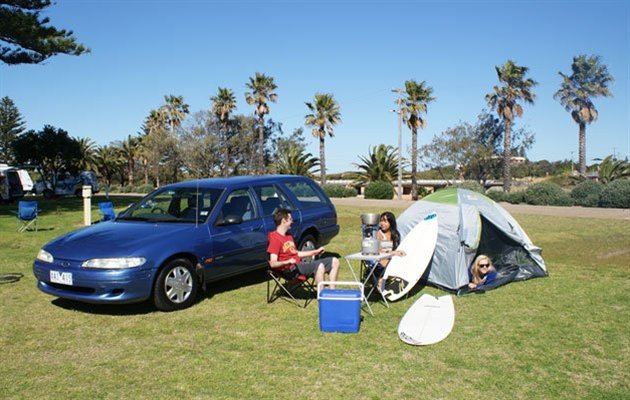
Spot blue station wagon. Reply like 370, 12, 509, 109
33, 175, 339, 311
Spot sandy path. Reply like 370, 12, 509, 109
331, 197, 629, 220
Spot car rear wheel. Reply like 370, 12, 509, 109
153, 258, 198, 311
298, 234, 317, 262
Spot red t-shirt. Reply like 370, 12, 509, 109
267, 231, 301, 271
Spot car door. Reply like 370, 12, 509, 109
252, 183, 300, 235
207, 187, 267, 279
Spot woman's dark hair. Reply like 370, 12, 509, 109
380, 211, 401, 249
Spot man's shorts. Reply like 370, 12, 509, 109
297, 257, 335, 277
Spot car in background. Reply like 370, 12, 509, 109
33, 175, 340, 311
35, 170, 99, 199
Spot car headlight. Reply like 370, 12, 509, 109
36, 249, 54, 263
81, 257, 146, 269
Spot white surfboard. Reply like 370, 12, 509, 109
382, 212, 438, 301
398, 294, 455, 345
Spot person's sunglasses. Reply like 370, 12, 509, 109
479, 263, 490, 268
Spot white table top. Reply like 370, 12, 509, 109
344, 252, 393, 261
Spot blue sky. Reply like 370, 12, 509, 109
1, 0, 628, 173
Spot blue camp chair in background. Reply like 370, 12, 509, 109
98, 202, 116, 221
14, 200, 39, 232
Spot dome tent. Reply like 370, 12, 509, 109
397, 188, 547, 292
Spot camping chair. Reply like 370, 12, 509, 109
14, 201, 39, 232
267, 266, 316, 308
98, 202, 116, 221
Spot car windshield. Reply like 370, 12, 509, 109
118, 187, 224, 223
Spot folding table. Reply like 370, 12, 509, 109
344, 252, 393, 316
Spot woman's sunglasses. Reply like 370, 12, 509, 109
479, 263, 490, 268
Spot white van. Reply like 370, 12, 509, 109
0, 164, 24, 202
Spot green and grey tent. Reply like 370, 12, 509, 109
397, 188, 547, 292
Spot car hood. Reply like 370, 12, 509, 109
44, 221, 201, 260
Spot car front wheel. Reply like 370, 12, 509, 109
153, 258, 198, 311
298, 234, 318, 262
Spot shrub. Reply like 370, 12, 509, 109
453, 181, 484, 193
485, 190, 508, 202
599, 179, 630, 209
322, 184, 357, 198
108, 184, 122, 193
364, 181, 394, 200
522, 182, 573, 206
571, 180, 604, 207
135, 184, 155, 194
416, 186, 430, 199
506, 191, 526, 204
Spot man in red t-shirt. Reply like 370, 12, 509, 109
267, 208, 339, 289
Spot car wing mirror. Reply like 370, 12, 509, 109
217, 215, 243, 226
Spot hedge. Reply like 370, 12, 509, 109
571, 180, 604, 207
364, 181, 394, 200
522, 182, 573, 206
321, 184, 358, 198
599, 179, 630, 208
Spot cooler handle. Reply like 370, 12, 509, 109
317, 281, 364, 300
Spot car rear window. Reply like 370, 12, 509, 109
284, 181, 328, 208
253, 185, 294, 216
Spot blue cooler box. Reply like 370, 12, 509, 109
318, 282, 363, 333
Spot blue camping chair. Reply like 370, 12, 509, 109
98, 202, 116, 221
14, 201, 39, 232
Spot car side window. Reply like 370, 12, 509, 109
253, 185, 293, 216
218, 189, 257, 223
284, 181, 327, 208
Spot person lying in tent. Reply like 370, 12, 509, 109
267, 208, 339, 290
368, 211, 406, 289
468, 254, 498, 289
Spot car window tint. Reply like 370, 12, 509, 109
219, 189, 257, 222
284, 181, 327, 208
253, 185, 293, 216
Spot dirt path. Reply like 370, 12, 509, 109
331, 197, 630, 220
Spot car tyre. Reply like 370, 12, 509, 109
298, 234, 318, 262
153, 258, 199, 311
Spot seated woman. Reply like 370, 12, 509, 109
468, 254, 498, 289
369, 211, 406, 289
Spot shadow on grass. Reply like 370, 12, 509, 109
52, 297, 156, 315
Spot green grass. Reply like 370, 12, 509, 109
1, 196, 628, 399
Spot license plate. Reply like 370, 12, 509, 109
50, 270, 73, 285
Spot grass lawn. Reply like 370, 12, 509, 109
1, 195, 628, 399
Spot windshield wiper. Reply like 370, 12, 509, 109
116, 216, 149, 221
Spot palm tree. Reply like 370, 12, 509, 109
354, 144, 400, 184
304, 93, 342, 185
276, 146, 319, 177
120, 135, 139, 186
76, 137, 97, 170
554, 55, 614, 176
486, 60, 537, 192
245, 72, 278, 174
93, 145, 123, 188
145, 108, 168, 187
596, 155, 629, 184
161, 95, 189, 182
210, 87, 237, 176
401, 80, 435, 200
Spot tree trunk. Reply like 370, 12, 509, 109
578, 121, 586, 176
143, 160, 149, 185
258, 115, 265, 175
503, 120, 512, 193
127, 160, 134, 186
155, 162, 160, 188
222, 120, 230, 177
411, 127, 418, 201
319, 131, 326, 185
